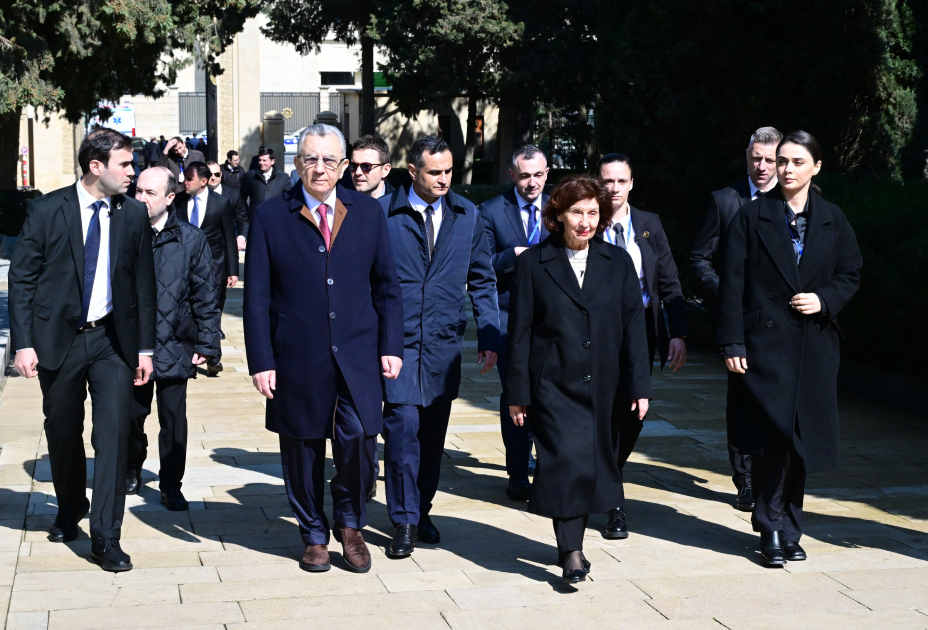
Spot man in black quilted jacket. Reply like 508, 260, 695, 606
126, 167, 221, 510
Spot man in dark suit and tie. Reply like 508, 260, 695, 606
206, 160, 249, 253
174, 162, 238, 375
478, 144, 550, 500
597, 153, 688, 540
244, 124, 404, 574
157, 137, 206, 194
9, 128, 157, 572
239, 147, 292, 245
689, 126, 782, 512
380, 136, 501, 557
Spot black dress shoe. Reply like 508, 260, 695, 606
125, 467, 142, 495
207, 362, 223, 377
418, 514, 440, 544
558, 551, 591, 574
783, 540, 807, 561
527, 452, 537, 475
506, 478, 531, 501
735, 485, 755, 512
160, 488, 189, 511
760, 531, 787, 567
388, 524, 418, 558
603, 507, 628, 540
562, 567, 587, 584
91, 537, 133, 572
48, 499, 90, 543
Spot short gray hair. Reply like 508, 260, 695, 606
511, 144, 547, 170
298, 124, 347, 158
747, 126, 783, 150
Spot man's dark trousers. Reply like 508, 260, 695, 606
38, 322, 133, 539
496, 331, 533, 486
128, 378, 188, 490
278, 372, 375, 546
751, 429, 805, 542
382, 401, 452, 524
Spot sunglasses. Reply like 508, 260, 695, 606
349, 161, 386, 174
209, 171, 221, 178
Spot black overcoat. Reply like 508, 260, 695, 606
506, 236, 652, 518
717, 188, 862, 473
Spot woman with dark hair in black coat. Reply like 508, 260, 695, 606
718, 131, 862, 567
506, 175, 652, 584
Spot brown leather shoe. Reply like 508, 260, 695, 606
333, 525, 372, 573
298, 544, 331, 572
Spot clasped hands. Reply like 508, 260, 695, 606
251, 355, 404, 399
509, 398, 649, 426
726, 292, 822, 374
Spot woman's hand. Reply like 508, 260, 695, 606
509, 405, 527, 427
790, 293, 821, 315
726, 357, 748, 373
631, 399, 649, 421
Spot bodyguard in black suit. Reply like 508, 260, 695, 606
239, 147, 292, 240
690, 126, 783, 510
206, 161, 249, 251
718, 131, 861, 566
175, 162, 239, 375
597, 153, 687, 540
479, 144, 550, 500
9, 129, 157, 572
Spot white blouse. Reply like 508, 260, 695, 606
566, 247, 589, 287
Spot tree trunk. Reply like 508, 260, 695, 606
361, 35, 376, 136
577, 103, 599, 171
493, 99, 534, 184
0, 108, 22, 191
462, 94, 478, 184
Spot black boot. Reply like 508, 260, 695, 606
603, 507, 628, 539
759, 531, 787, 567
125, 466, 142, 495
91, 537, 133, 572
735, 484, 755, 511
783, 540, 807, 561
388, 524, 418, 558
161, 488, 189, 511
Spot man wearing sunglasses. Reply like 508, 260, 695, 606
207, 160, 249, 252
350, 135, 394, 199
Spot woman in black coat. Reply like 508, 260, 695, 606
506, 175, 652, 584
718, 131, 862, 567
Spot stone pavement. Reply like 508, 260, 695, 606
1, 286, 927, 629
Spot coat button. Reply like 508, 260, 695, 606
768, 292, 774, 299
815, 324, 821, 331
583, 375, 591, 382
581, 309, 588, 315
583, 341, 591, 348
332, 345, 338, 352
318, 245, 326, 253
766, 321, 774, 328
327, 278, 334, 285
329, 312, 336, 320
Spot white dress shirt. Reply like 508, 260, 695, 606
75, 181, 113, 322
151, 212, 169, 235
514, 187, 543, 235
302, 186, 336, 228
408, 186, 444, 239
749, 176, 777, 200
186, 188, 209, 228
213, 183, 223, 195
605, 208, 650, 308
566, 246, 589, 288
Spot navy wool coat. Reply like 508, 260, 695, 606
717, 188, 862, 473
380, 184, 502, 407
244, 184, 404, 439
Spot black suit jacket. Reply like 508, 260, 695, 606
479, 188, 550, 312
627, 206, 688, 361
158, 149, 207, 193
240, 168, 292, 237
690, 178, 752, 302
216, 185, 248, 239
9, 184, 157, 370
174, 190, 239, 277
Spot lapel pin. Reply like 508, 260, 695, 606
116, 203, 122, 210
642, 231, 650, 238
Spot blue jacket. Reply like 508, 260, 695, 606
380, 184, 502, 406
244, 184, 404, 438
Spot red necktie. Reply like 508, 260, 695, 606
318, 203, 331, 249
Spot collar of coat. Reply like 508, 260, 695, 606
284, 182, 354, 212
153, 209, 181, 244
537, 233, 614, 307
385, 182, 471, 217
754, 184, 838, 293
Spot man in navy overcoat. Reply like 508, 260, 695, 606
379, 136, 502, 558
478, 144, 550, 500
244, 124, 404, 574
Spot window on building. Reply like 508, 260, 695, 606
320, 72, 355, 86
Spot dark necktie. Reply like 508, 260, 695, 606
425, 205, 436, 259
80, 200, 105, 327
614, 223, 626, 250
526, 204, 540, 245
190, 195, 200, 227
